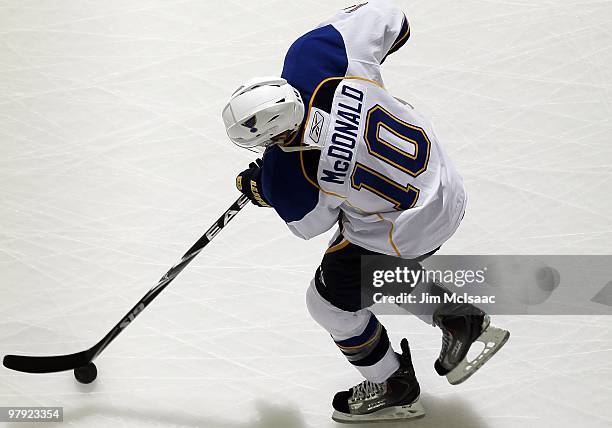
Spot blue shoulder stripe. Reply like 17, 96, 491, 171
260, 24, 349, 224
282, 24, 349, 106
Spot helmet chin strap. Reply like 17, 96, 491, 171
265, 129, 322, 152
242, 143, 318, 154
279, 144, 321, 152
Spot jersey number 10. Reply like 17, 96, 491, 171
351, 105, 431, 210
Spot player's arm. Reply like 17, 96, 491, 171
325, 0, 410, 67
381, 7, 410, 63
286, 196, 342, 240
235, 155, 341, 240
262, 147, 343, 241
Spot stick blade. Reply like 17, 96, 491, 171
3, 351, 91, 374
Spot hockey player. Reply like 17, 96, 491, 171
222, 0, 509, 423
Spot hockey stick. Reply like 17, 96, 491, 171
3, 194, 250, 374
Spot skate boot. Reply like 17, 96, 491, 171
331, 339, 425, 424
434, 302, 510, 385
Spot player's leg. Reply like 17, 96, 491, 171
431, 299, 509, 385
306, 281, 400, 382
396, 264, 510, 385
306, 238, 424, 423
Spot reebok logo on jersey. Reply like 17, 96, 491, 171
309, 111, 325, 144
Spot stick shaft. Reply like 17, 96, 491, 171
3, 195, 250, 373
92, 194, 250, 359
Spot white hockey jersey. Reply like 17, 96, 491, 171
261, 0, 466, 258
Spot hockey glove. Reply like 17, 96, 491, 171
236, 159, 271, 208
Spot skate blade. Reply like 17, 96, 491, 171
331, 399, 425, 424
446, 320, 510, 385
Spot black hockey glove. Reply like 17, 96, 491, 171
236, 159, 272, 208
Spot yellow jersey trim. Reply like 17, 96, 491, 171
325, 239, 350, 254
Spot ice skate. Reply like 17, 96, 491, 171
434, 303, 510, 385
331, 339, 425, 424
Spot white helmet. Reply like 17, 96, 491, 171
222, 77, 305, 149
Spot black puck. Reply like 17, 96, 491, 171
74, 362, 97, 384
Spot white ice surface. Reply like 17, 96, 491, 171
1, 1, 611, 427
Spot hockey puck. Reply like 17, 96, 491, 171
74, 362, 97, 384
